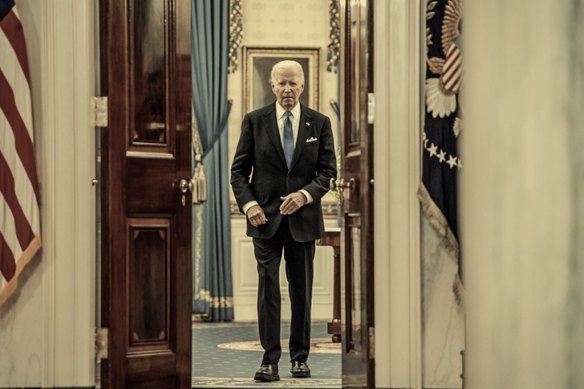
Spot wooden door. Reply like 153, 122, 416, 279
99, 0, 192, 388
338, 0, 375, 388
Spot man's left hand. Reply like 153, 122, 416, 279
279, 192, 307, 215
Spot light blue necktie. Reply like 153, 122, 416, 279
283, 111, 294, 168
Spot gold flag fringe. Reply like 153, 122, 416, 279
418, 182, 465, 308
418, 182, 459, 257
0, 235, 41, 307
452, 272, 465, 311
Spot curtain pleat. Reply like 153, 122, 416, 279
191, 0, 233, 321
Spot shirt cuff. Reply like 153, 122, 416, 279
300, 189, 313, 204
242, 200, 259, 214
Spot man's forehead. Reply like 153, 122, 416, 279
274, 67, 302, 77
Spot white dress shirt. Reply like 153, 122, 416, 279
242, 103, 313, 214
275, 101, 301, 147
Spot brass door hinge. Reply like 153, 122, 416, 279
92, 96, 108, 127
367, 93, 375, 124
95, 327, 108, 360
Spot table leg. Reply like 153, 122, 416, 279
327, 246, 342, 342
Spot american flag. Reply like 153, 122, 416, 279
0, 0, 41, 307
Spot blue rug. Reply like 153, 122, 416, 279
192, 322, 341, 388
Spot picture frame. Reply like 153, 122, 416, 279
243, 47, 320, 114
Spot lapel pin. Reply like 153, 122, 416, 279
306, 122, 311, 126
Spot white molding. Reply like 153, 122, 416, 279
373, 1, 390, 385
40, 1, 57, 386
374, 0, 422, 387
52, 2, 77, 384
35, 1, 96, 386
407, 0, 423, 387
72, 0, 96, 385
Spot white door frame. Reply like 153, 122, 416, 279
373, 0, 423, 388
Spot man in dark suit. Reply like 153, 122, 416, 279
231, 60, 337, 382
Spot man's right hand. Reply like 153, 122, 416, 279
247, 205, 268, 227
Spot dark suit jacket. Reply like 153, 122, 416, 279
231, 103, 337, 242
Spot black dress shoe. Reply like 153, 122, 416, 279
290, 360, 311, 378
254, 363, 280, 382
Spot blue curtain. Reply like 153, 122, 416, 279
191, 0, 233, 321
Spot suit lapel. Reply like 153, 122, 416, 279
289, 107, 313, 170
262, 105, 287, 167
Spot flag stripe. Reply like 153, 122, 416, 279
0, 232, 16, 281
0, 71, 40, 199
443, 62, 461, 84
441, 45, 462, 93
0, 1, 41, 307
443, 61, 461, 85
0, 10, 30, 84
442, 67, 460, 85
0, 108, 39, 233
447, 75, 462, 92
0, 26, 34, 139
445, 47, 461, 65
0, 152, 35, 250
0, 190, 22, 260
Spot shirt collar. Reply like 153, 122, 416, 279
276, 101, 301, 120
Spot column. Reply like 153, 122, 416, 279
461, 1, 584, 387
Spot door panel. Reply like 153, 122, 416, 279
340, 0, 374, 388
130, 0, 168, 147
128, 220, 170, 346
100, 0, 192, 388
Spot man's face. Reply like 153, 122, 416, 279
271, 66, 305, 111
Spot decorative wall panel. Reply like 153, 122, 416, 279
231, 217, 337, 321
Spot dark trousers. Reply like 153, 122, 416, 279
252, 219, 315, 365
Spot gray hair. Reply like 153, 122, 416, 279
270, 60, 305, 83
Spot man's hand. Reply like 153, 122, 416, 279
279, 192, 307, 215
247, 205, 268, 227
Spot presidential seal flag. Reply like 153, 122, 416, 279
0, 0, 41, 307
418, 0, 464, 302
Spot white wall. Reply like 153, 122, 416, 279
0, 1, 96, 387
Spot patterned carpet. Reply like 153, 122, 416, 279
192, 321, 341, 388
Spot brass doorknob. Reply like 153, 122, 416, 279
330, 177, 356, 192
179, 178, 194, 193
